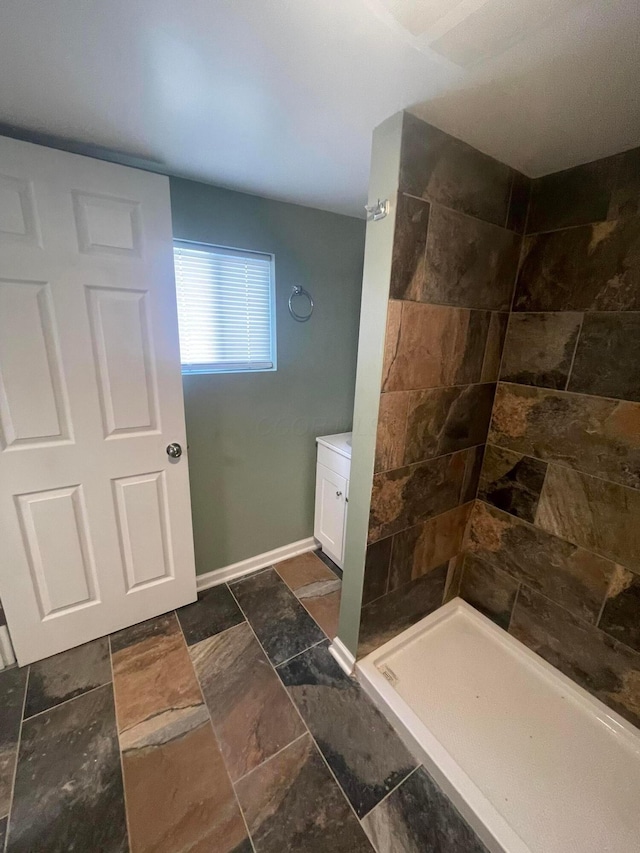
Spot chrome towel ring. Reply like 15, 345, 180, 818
288, 285, 314, 322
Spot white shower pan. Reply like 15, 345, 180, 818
357, 598, 640, 853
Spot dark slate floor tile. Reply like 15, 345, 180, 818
567, 313, 640, 402
362, 765, 489, 853
230, 568, 324, 666
478, 445, 547, 523
110, 611, 176, 655
500, 312, 582, 390
7, 684, 127, 853
599, 569, 640, 653
277, 642, 417, 818
176, 583, 244, 646
359, 565, 449, 657
0, 667, 28, 818
24, 638, 111, 719
459, 553, 519, 630
235, 734, 373, 853
0, 816, 6, 849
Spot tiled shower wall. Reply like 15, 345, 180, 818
358, 113, 528, 655
462, 147, 640, 727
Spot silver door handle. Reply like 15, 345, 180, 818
166, 443, 182, 459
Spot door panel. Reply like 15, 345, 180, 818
0, 137, 196, 664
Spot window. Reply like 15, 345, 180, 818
173, 240, 276, 374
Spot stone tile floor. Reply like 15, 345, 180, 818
0, 550, 487, 853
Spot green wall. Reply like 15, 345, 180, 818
169, 178, 365, 575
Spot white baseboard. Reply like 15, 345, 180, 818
329, 637, 356, 676
196, 537, 318, 591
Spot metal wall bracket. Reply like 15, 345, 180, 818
364, 198, 389, 221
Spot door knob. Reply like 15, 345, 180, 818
166, 442, 182, 459
336, 490, 343, 498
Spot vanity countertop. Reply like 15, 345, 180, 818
316, 431, 352, 460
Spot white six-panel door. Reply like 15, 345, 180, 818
0, 137, 197, 665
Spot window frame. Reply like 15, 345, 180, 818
173, 239, 277, 376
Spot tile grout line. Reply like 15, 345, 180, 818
273, 561, 342, 642
497, 378, 640, 408
3, 664, 29, 853
107, 635, 133, 853
562, 312, 585, 392
20, 678, 111, 723
226, 582, 373, 841
359, 762, 422, 824
174, 606, 257, 853
232, 731, 309, 786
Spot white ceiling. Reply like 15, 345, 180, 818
0, 0, 638, 217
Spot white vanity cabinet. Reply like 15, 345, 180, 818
314, 433, 352, 569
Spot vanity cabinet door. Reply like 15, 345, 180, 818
314, 462, 347, 566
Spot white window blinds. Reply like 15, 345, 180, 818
173, 241, 276, 374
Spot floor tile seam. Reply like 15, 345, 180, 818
22, 678, 113, 722
232, 731, 309, 786
174, 603, 257, 853
273, 637, 328, 670
3, 664, 29, 853
358, 762, 422, 823
108, 635, 133, 853
273, 564, 340, 639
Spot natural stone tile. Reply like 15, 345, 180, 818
235, 734, 373, 853
404, 383, 495, 465
369, 450, 467, 542
527, 156, 619, 233
422, 205, 520, 310
509, 586, 640, 728
275, 551, 336, 593
389, 194, 430, 301
230, 569, 324, 666
24, 638, 111, 719
0, 817, 6, 849
468, 501, 617, 624
388, 503, 472, 591
358, 566, 449, 657
176, 583, 244, 646
382, 302, 490, 392
480, 312, 509, 382
461, 444, 485, 502
190, 623, 305, 781
478, 445, 547, 523
459, 553, 519, 630
488, 383, 640, 490
362, 765, 489, 853
609, 147, 640, 219
507, 171, 531, 234
599, 569, 640, 653
443, 554, 464, 603
277, 642, 417, 818
7, 685, 127, 853
375, 392, 409, 473
0, 667, 28, 818
568, 313, 640, 402
537, 464, 640, 573
302, 589, 342, 639
500, 312, 582, 390
363, 539, 392, 605
122, 716, 248, 853
400, 113, 512, 227
514, 216, 640, 311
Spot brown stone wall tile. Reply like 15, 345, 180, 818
514, 217, 640, 312
461, 444, 485, 502
389, 194, 430, 301
481, 312, 509, 382
509, 586, 640, 727
537, 464, 640, 573
388, 503, 472, 591
468, 501, 618, 624
369, 450, 467, 542
567, 313, 640, 402
527, 156, 619, 233
399, 113, 512, 227
382, 301, 490, 392
363, 539, 392, 605
500, 312, 582, 390
479, 445, 547, 523
609, 147, 640, 219
404, 383, 495, 465
507, 171, 531, 234
443, 554, 464, 603
421, 205, 520, 310
488, 383, 640, 490
375, 392, 409, 473
459, 552, 519, 629
599, 569, 640, 653
358, 564, 448, 656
